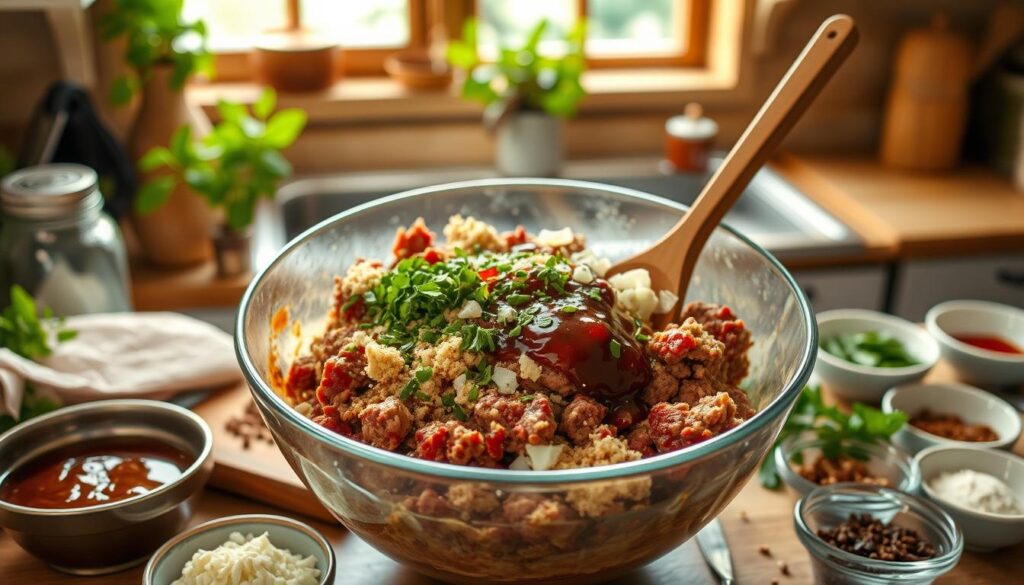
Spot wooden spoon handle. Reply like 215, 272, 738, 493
663, 15, 858, 313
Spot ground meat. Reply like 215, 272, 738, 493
675, 378, 717, 406
446, 483, 501, 517
499, 357, 576, 396
647, 318, 724, 367
329, 260, 384, 325
647, 392, 741, 453
682, 302, 753, 385
310, 325, 357, 364
560, 395, 608, 445
413, 421, 500, 467
315, 347, 369, 408
639, 362, 678, 406
473, 391, 525, 431
392, 217, 435, 260
625, 423, 656, 457
511, 395, 557, 449
409, 488, 456, 518
358, 396, 413, 450
284, 355, 318, 400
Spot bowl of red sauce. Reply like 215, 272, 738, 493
926, 300, 1024, 388
0, 399, 213, 575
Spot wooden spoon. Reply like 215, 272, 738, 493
607, 15, 859, 323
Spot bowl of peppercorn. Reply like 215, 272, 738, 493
795, 483, 963, 585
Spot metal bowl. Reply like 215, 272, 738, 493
0, 399, 213, 575
143, 514, 336, 585
236, 179, 817, 584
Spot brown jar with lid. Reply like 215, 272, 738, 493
665, 103, 718, 173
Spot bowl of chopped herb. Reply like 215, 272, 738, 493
236, 179, 818, 584
815, 309, 939, 403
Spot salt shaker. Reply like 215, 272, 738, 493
0, 164, 132, 314
664, 102, 718, 174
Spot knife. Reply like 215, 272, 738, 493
696, 518, 735, 585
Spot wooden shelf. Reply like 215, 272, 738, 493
130, 259, 250, 312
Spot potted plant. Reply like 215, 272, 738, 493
136, 88, 307, 277
99, 0, 215, 266
447, 18, 586, 177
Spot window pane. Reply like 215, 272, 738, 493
476, 0, 576, 57
182, 0, 287, 51
301, 0, 409, 48
587, 0, 685, 56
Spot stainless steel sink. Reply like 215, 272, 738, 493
252, 157, 862, 269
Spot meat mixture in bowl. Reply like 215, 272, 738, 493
278, 215, 756, 471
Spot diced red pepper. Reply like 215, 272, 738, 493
391, 218, 435, 260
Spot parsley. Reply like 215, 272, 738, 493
399, 378, 419, 401
759, 386, 908, 489
441, 393, 455, 407
587, 288, 602, 301
460, 324, 496, 353
560, 305, 579, 314
507, 293, 531, 305
635, 332, 650, 342
415, 391, 432, 401
452, 403, 468, 421
535, 315, 554, 328
609, 339, 621, 359
415, 367, 433, 383
519, 394, 535, 403
467, 385, 479, 401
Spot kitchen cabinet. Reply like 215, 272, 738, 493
791, 266, 888, 312
892, 253, 1024, 321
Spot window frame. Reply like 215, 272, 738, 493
201, 0, 710, 82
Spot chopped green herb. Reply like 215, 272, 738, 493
415, 391, 432, 401
467, 385, 479, 401
635, 332, 650, 342
560, 305, 579, 314
452, 403, 468, 421
821, 331, 918, 368
536, 315, 554, 328
415, 367, 433, 383
399, 378, 419, 401
587, 288, 602, 301
507, 293, 531, 305
609, 339, 621, 359
519, 394, 535, 403
441, 393, 455, 407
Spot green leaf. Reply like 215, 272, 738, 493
217, 100, 247, 124
135, 176, 175, 214
56, 329, 77, 342
226, 198, 254, 230
253, 87, 276, 120
523, 19, 548, 53
109, 75, 137, 106
446, 40, 478, 70
258, 149, 291, 179
139, 146, 177, 172
263, 109, 308, 148
169, 125, 193, 161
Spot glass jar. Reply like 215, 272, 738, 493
0, 164, 132, 314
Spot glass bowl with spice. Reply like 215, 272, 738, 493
775, 434, 921, 498
882, 382, 1022, 455
795, 483, 963, 585
915, 446, 1024, 551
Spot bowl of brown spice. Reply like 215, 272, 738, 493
795, 484, 963, 585
774, 434, 920, 498
882, 382, 1021, 455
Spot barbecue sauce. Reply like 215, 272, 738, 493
0, 438, 192, 509
953, 335, 1021, 355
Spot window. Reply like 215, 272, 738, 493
475, 0, 708, 67
187, 0, 708, 80
184, 0, 422, 78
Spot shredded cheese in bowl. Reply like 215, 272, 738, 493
171, 531, 321, 585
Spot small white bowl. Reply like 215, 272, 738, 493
915, 446, 1024, 551
882, 382, 1022, 455
815, 310, 940, 403
925, 300, 1024, 388
143, 514, 335, 585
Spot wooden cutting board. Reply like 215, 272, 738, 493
192, 382, 335, 522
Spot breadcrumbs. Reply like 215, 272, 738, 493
518, 353, 542, 382
443, 214, 506, 252
365, 341, 405, 382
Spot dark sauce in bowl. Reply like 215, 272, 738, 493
0, 438, 192, 510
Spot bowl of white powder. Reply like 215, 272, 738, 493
143, 514, 335, 585
915, 446, 1024, 552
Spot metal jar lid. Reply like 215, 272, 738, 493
0, 163, 102, 220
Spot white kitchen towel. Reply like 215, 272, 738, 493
0, 312, 240, 419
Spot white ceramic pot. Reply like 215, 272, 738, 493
495, 111, 563, 177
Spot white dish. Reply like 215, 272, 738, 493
925, 300, 1024, 388
815, 309, 939, 403
915, 446, 1024, 552
882, 382, 1022, 455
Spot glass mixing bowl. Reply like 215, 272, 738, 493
236, 179, 817, 584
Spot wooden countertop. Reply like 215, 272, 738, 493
2, 361, 1022, 585
777, 154, 1024, 260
